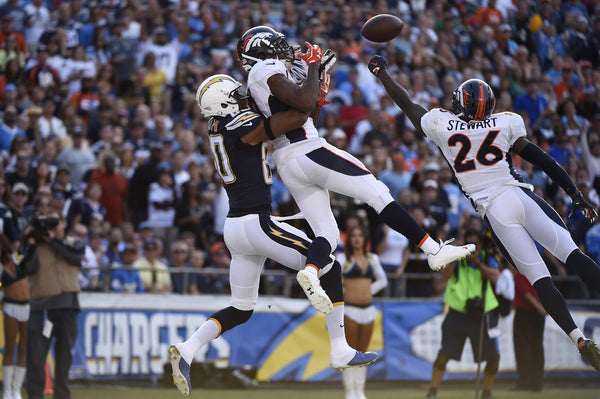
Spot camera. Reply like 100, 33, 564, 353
26, 215, 60, 243
465, 297, 485, 315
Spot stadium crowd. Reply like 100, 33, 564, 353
0, 0, 599, 298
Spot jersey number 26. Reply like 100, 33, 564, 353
448, 130, 503, 173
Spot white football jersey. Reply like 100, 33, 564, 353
247, 58, 319, 150
421, 109, 529, 213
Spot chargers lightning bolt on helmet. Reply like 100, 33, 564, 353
196, 74, 246, 117
237, 25, 295, 72
451, 79, 496, 123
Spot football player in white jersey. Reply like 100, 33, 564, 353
368, 54, 600, 373
238, 26, 475, 296
168, 75, 378, 397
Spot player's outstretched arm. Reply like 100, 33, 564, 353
240, 110, 309, 146
267, 42, 322, 113
513, 136, 598, 223
368, 55, 428, 136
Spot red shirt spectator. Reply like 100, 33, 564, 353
513, 271, 542, 311
0, 14, 27, 56
88, 154, 129, 226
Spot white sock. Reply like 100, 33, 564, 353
419, 236, 440, 255
304, 264, 319, 276
569, 328, 585, 345
326, 304, 352, 355
178, 319, 221, 364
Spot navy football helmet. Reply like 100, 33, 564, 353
237, 26, 294, 71
451, 79, 496, 122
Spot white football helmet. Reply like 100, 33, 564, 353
196, 74, 244, 117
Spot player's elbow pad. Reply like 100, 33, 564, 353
519, 142, 577, 196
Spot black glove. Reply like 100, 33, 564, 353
368, 55, 387, 76
569, 191, 598, 223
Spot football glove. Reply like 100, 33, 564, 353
569, 191, 598, 223
368, 55, 387, 76
289, 58, 308, 84
317, 72, 331, 106
295, 41, 323, 65
319, 49, 337, 75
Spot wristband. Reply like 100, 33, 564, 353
264, 117, 275, 140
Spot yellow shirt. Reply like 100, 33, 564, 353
132, 257, 172, 292
143, 68, 167, 99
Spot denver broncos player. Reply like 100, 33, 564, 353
168, 74, 378, 397
368, 54, 600, 372
238, 25, 475, 295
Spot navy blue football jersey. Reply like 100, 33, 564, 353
208, 110, 273, 215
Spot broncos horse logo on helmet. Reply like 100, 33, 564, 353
237, 26, 295, 71
451, 79, 496, 123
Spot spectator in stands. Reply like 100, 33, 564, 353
23, 0, 50, 55
147, 162, 178, 251
0, 104, 26, 153
67, 181, 105, 228
0, 35, 25, 71
512, 270, 547, 392
56, 126, 95, 189
110, 244, 144, 293
141, 52, 167, 101
71, 223, 100, 292
88, 153, 128, 226
426, 230, 500, 399
141, 27, 179, 85
133, 237, 172, 293
201, 241, 230, 294
0, 175, 17, 244
23, 45, 60, 94
128, 143, 162, 227
38, 97, 66, 141
0, 14, 26, 55
188, 249, 210, 294
9, 182, 31, 239
169, 240, 191, 294
379, 152, 412, 202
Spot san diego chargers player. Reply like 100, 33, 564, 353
168, 74, 379, 397
368, 54, 600, 372
238, 25, 475, 291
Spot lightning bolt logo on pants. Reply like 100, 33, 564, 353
268, 226, 308, 250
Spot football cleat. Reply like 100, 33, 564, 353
578, 338, 600, 371
169, 344, 191, 396
331, 351, 379, 371
296, 269, 334, 314
428, 239, 476, 271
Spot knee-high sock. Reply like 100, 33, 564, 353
379, 202, 439, 254
305, 236, 332, 270
566, 249, 600, 293
533, 277, 577, 335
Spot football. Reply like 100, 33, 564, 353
360, 14, 404, 43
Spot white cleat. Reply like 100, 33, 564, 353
427, 239, 476, 271
169, 344, 191, 396
296, 269, 334, 314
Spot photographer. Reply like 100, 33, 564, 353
426, 230, 500, 399
19, 212, 84, 399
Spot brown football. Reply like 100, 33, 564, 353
360, 14, 405, 43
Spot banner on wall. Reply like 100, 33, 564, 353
66, 293, 600, 381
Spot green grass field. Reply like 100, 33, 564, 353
66, 384, 600, 399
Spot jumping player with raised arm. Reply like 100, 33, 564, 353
368, 54, 600, 371
168, 75, 378, 397
237, 26, 475, 301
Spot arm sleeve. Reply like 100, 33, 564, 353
19, 243, 39, 276
50, 238, 86, 267
369, 254, 388, 295
519, 142, 578, 196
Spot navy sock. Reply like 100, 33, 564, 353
533, 277, 577, 335
565, 249, 600, 293
319, 260, 344, 303
305, 236, 332, 269
379, 202, 428, 245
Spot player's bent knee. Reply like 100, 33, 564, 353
368, 182, 395, 213
484, 356, 500, 375
211, 306, 253, 334
433, 352, 450, 371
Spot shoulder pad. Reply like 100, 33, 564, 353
225, 111, 261, 131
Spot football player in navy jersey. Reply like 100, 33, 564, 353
368, 54, 600, 375
168, 74, 378, 397
238, 25, 475, 301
